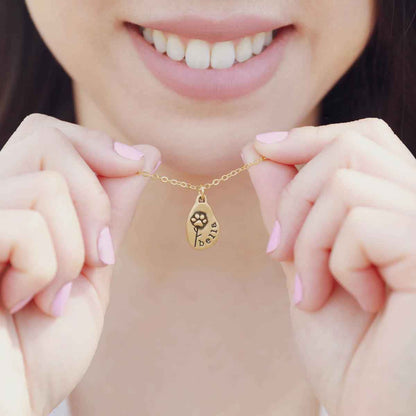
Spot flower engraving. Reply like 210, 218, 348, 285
190, 211, 208, 247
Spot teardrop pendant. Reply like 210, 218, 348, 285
186, 190, 220, 250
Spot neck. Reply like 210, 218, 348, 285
72, 83, 320, 269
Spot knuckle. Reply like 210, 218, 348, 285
25, 209, 49, 236
335, 132, 363, 169
346, 206, 367, 230
279, 178, 314, 216
341, 207, 368, 244
328, 168, 352, 196
20, 113, 48, 129
335, 131, 358, 151
60, 236, 85, 279
22, 126, 70, 155
363, 117, 391, 133
24, 214, 58, 280
69, 246, 86, 277
329, 207, 368, 277
34, 126, 68, 147
37, 170, 70, 197
33, 262, 57, 287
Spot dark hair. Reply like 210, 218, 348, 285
1, 1, 415, 153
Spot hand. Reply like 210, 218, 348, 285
241, 118, 416, 415
0, 114, 161, 416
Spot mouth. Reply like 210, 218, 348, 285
124, 15, 295, 100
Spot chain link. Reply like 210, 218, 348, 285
137, 155, 268, 192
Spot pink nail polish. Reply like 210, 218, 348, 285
113, 141, 144, 161
51, 282, 73, 317
98, 226, 115, 265
256, 131, 289, 143
240, 152, 247, 163
293, 273, 303, 305
150, 159, 162, 174
266, 220, 281, 253
10, 296, 32, 314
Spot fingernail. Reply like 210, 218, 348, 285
293, 273, 303, 305
51, 282, 73, 317
113, 141, 144, 161
240, 152, 247, 163
10, 296, 32, 314
256, 131, 289, 143
266, 219, 281, 253
98, 226, 115, 265
150, 159, 162, 174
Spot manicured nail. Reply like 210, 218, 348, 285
266, 219, 281, 253
150, 159, 162, 174
98, 226, 115, 265
256, 131, 289, 143
51, 282, 73, 317
113, 141, 144, 160
10, 296, 32, 314
240, 152, 247, 164
293, 273, 303, 305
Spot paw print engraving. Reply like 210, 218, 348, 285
190, 211, 208, 230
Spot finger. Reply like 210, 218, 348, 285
254, 117, 415, 166
0, 209, 57, 314
0, 171, 85, 316
99, 144, 161, 252
328, 207, 416, 312
81, 144, 161, 303
240, 142, 298, 234
267, 131, 416, 261
0, 127, 118, 269
293, 169, 416, 311
2, 113, 146, 178
240, 144, 298, 308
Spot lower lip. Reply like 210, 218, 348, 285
125, 22, 295, 100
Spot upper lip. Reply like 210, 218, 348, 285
130, 14, 292, 42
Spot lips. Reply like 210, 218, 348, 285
124, 15, 295, 100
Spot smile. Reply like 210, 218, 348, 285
125, 15, 295, 100
138, 26, 277, 69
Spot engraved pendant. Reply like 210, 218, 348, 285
186, 191, 220, 250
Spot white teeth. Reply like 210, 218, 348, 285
141, 26, 275, 68
185, 39, 210, 69
252, 32, 266, 55
264, 31, 273, 46
211, 41, 235, 69
166, 34, 185, 61
236, 37, 253, 63
153, 30, 167, 53
143, 27, 153, 44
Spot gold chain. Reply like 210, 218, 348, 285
137, 155, 267, 192
137, 154, 268, 250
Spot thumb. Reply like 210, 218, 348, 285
241, 142, 300, 298
99, 143, 161, 252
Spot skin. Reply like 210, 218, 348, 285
7, 0, 416, 415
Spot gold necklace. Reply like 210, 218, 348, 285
137, 155, 267, 250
